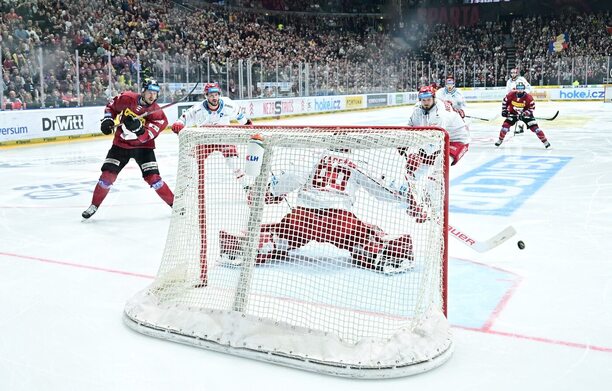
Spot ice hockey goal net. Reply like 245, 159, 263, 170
124, 125, 452, 378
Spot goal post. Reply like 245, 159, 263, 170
124, 125, 452, 378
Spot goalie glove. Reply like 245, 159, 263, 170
123, 115, 144, 136
100, 118, 115, 135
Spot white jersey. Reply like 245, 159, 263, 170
435, 87, 466, 110
269, 152, 408, 210
506, 76, 532, 93
177, 97, 249, 126
408, 100, 471, 144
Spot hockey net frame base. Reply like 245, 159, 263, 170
124, 125, 452, 378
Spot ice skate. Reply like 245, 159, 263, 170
81, 205, 98, 220
495, 139, 503, 147
218, 230, 245, 266
377, 235, 415, 275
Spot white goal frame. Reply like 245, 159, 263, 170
124, 125, 452, 378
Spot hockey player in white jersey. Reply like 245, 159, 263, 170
171, 82, 253, 185
435, 76, 466, 117
506, 68, 532, 134
506, 68, 532, 93
404, 85, 470, 179
218, 148, 428, 274
171, 82, 252, 130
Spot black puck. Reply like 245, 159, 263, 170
517, 240, 525, 250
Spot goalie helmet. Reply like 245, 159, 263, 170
204, 82, 221, 95
510, 68, 519, 79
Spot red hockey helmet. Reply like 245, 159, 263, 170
418, 85, 436, 100
204, 82, 221, 95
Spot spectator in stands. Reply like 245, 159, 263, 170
2, 90, 25, 110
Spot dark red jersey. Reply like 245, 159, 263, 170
105, 91, 168, 149
502, 90, 536, 116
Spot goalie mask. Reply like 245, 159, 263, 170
510, 68, 519, 79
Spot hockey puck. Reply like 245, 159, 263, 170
517, 240, 525, 250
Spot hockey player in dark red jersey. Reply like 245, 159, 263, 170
495, 82, 551, 148
81, 78, 173, 219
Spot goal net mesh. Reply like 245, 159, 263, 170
124, 125, 452, 378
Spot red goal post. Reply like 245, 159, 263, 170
124, 125, 452, 378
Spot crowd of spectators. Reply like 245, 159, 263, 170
0, 0, 610, 110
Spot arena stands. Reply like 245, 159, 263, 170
0, 0, 610, 109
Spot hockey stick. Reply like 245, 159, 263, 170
356, 166, 517, 252
113, 82, 200, 128
465, 114, 494, 121
448, 224, 516, 252
538, 110, 559, 121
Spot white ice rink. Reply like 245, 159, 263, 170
1, 101, 611, 390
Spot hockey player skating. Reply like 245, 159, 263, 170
171, 82, 253, 184
218, 149, 428, 274
506, 68, 532, 134
404, 85, 470, 179
495, 82, 551, 148
435, 76, 466, 117
81, 79, 173, 219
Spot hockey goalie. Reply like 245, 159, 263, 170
218, 147, 429, 274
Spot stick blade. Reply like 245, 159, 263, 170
472, 226, 517, 252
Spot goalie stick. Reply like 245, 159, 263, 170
448, 224, 516, 252
113, 82, 200, 129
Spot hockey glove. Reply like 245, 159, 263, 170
454, 108, 465, 119
171, 121, 185, 134
519, 110, 533, 122
501, 109, 509, 118
123, 115, 144, 135
100, 118, 115, 135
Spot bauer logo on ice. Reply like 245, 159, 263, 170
42, 115, 84, 132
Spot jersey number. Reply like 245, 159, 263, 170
312, 157, 351, 192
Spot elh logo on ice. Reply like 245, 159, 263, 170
42, 115, 85, 131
